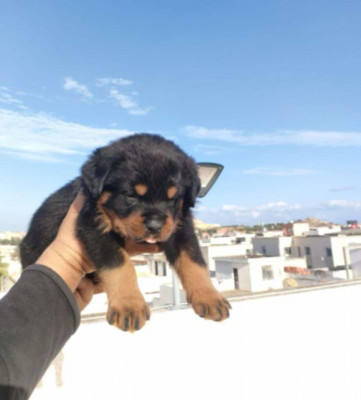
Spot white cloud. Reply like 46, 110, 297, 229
0, 87, 27, 110
322, 200, 361, 210
196, 198, 361, 226
193, 144, 228, 155
329, 186, 357, 192
109, 89, 151, 116
109, 90, 136, 109
221, 204, 249, 213
183, 125, 361, 147
255, 201, 301, 211
0, 150, 65, 163
0, 109, 132, 162
243, 167, 318, 176
96, 77, 133, 87
63, 77, 93, 99
195, 201, 304, 226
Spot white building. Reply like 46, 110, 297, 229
350, 245, 361, 279
252, 236, 293, 257
283, 222, 310, 236
306, 226, 341, 236
214, 255, 306, 293
253, 234, 361, 270
145, 253, 170, 277
201, 242, 253, 276
145, 241, 254, 278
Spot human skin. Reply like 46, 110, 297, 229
36, 192, 160, 311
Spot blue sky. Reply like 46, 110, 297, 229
1, 0, 361, 231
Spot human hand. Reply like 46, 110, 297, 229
37, 192, 161, 311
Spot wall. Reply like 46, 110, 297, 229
292, 236, 332, 269
215, 256, 286, 293
292, 235, 361, 270
201, 243, 252, 273
252, 237, 293, 257
247, 258, 285, 292
331, 236, 361, 268
350, 247, 361, 278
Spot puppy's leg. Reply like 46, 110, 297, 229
163, 216, 231, 321
99, 250, 150, 332
77, 204, 150, 332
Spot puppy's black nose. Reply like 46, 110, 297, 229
145, 217, 164, 234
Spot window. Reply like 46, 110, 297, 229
326, 248, 332, 257
233, 268, 239, 289
261, 246, 266, 255
305, 247, 311, 256
154, 261, 158, 275
297, 246, 302, 257
262, 265, 274, 280
284, 247, 292, 256
162, 262, 167, 276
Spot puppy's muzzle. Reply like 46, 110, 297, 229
144, 215, 166, 235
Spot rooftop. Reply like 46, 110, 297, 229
32, 281, 361, 400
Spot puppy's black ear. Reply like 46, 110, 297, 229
183, 160, 201, 209
81, 148, 113, 199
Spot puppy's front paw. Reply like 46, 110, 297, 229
106, 295, 151, 332
189, 290, 231, 322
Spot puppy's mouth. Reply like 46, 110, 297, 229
144, 238, 158, 244
133, 234, 170, 245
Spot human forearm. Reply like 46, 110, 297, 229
0, 265, 80, 399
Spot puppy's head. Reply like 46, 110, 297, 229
81, 134, 200, 243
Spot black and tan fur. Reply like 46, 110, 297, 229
20, 134, 230, 332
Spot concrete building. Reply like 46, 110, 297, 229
200, 242, 253, 276
252, 236, 293, 257
350, 245, 361, 279
306, 226, 341, 236
283, 222, 309, 236
214, 255, 306, 293
209, 235, 236, 245
253, 234, 361, 270
146, 241, 254, 278
146, 253, 170, 277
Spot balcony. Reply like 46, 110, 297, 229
32, 281, 361, 400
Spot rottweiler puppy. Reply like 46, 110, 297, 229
20, 134, 231, 332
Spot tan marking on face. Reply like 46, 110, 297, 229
159, 212, 178, 241
100, 249, 150, 332
100, 203, 178, 241
98, 191, 112, 205
96, 191, 112, 233
135, 184, 148, 196
120, 212, 146, 238
98, 197, 179, 241
167, 186, 177, 199
105, 210, 146, 239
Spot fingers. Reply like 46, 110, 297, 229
58, 191, 85, 237
71, 191, 85, 214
